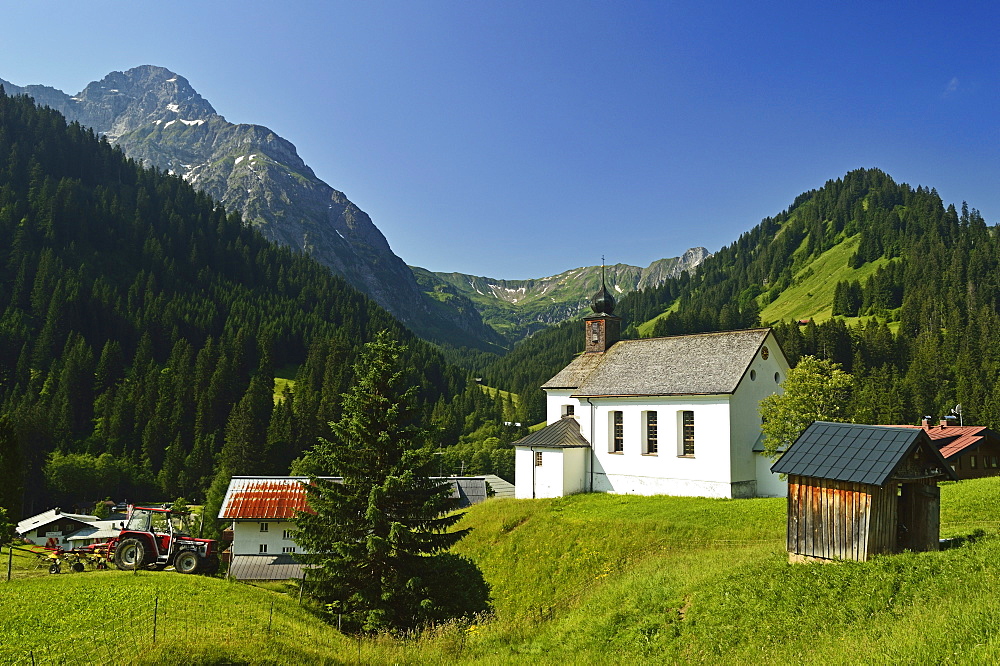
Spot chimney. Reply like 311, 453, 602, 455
940, 418, 949, 428
921, 417, 931, 428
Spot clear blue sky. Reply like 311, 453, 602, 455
3, 1, 999, 278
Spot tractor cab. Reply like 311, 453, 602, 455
111, 506, 218, 574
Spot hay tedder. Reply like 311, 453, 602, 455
13, 541, 111, 574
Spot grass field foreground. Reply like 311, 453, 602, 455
4, 479, 1000, 663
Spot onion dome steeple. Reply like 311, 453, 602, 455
591, 259, 616, 315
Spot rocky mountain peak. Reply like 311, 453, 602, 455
74, 65, 217, 140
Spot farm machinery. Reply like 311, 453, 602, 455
108, 505, 220, 574
13, 542, 111, 574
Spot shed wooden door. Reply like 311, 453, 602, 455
898, 482, 940, 552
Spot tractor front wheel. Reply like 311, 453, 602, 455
114, 538, 151, 571
71, 562, 85, 573
174, 550, 200, 574
48, 563, 60, 574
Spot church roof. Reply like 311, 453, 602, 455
512, 416, 591, 448
545, 328, 774, 397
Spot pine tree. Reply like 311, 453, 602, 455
294, 331, 487, 633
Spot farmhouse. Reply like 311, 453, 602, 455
773, 421, 957, 562
218, 475, 507, 580
514, 276, 789, 499
16, 508, 100, 548
894, 418, 1000, 480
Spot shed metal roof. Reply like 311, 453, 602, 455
512, 416, 591, 449
228, 554, 306, 581
543, 328, 775, 397
772, 421, 958, 486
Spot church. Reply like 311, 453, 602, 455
513, 273, 789, 499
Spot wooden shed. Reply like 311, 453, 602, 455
771, 421, 958, 562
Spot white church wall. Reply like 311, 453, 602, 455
729, 331, 791, 495
515, 447, 574, 499
585, 396, 736, 498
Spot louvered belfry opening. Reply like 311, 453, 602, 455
584, 314, 621, 354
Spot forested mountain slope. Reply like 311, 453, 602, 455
0, 89, 475, 519
412, 247, 708, 342
486, 169, 1000, 430
0, 66, 503, 351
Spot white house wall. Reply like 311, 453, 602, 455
230, 520, 302, 555
729, 331, 790, 497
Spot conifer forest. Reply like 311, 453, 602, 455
0, 90, 521, 521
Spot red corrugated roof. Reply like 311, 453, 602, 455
891, 425, 989, 459
218, 477, 314, 520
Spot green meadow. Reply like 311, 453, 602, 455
4, 477, 1000, 664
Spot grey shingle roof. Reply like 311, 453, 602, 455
512, 416, 591, 448
542, 353, 607, 390
552, 328, 772, 397
771, 421, 958, 485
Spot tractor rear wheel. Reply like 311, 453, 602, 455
114, 538, 151, 571
174, 550, 200, 574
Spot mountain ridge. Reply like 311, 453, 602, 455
0, 66, 503, 350
413, 247, 709, 340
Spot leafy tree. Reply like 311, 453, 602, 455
294, 331, 489, 633
0, 505, 12, 544
760, 356, 855, 459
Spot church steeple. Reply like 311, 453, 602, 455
591, 259, 616, 315
584, 258, 621, 354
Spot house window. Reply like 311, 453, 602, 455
259, 522, 269, 532
609, 411, 624, 453
259, 544, 268, 553
750, 369, 757, 381
680, 411, 695, 457
992, 456, 998, 468
644, 411, 658, 455
970, 455, 977, 469
563, 404, 575, 417
282, 546, 296, 553
534, 451, 543, 466
283, 529, 292, 540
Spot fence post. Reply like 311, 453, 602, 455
7, 546, 11, 581
298, 570, 306, 605
267, 601, 274, 633
153, 595, 159, 645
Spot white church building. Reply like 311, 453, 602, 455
514, 276, 789, 500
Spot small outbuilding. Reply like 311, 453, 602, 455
772, 421, 957, 562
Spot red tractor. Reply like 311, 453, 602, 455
110, 505, 219, 574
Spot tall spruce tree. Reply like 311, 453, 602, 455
294, 330, 487, 633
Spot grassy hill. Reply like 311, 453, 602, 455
636, 235, 896, 336
5, 477, 1000, 663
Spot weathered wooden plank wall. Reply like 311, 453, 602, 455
787, 476, 898, 562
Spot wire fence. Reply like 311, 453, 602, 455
0, 589, 298, 665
